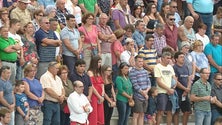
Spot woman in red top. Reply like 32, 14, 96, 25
87, 56, 104, 125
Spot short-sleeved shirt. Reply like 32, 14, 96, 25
211, 83, 222, 112
164, 24, 178, 51
112, 9, 127, 30
111, 40, 124, 65
186, 0, 213, 13
35, 28, 57, 62
37, 0, 55, 8
153, 32, 167, 56
10, 7, 31, 27
0, 37, 17, 61
40, 71, 64, 102
15, 93, 28, 115
191, 79, 211, 111
204, 43, 222, 73
132, 30, 146, 47
61, 26, 80, 57
0, 78, 14, 107
154, 63, 175, 94
70, 71, 92, 96
78, 0, 97, 13
78, 25, 98, 44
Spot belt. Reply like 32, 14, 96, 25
44, 100, 59, 104
1, 60, 16, 63
195, 11, 212, 15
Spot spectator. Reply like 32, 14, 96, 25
147, 87, 158, 125
78, 13, 101, 70
70, 59, 93, 100
214, 117, 222, 125
78, 0, 99, 15
60, 14, 82, 77
14, 80, 29, 125
212, 7, 222, 35
40, 62, 65, 125
143, 3, 164, 34
169, 1, 182, 27
87, 56, 104, 125
37, 0, 55, 9
211, 73, 222, 125
204, 34, 222, 83
97, 13, 116, 67
0, 7, 9, 28
191, 40, 209, 82
129, 55, 151, 125
116, 62, 133, 125
27, 0, 42, 14
153, 23, 167, 57
58, 65, 74, 125
178, 16, 196, 49
101, 65, 116, 125
173, 52, 192, 125
195, 23, 210, 49
10, 0, 32, 32
55, 0, 70, 29
159, 2, 170, 23
32, 9, 44, 32
0, 26, 21, 85
35, 17, 62, 79
132, 20, 146, 49
23, 64, 44, 125
21, 22, 39, 65
67, 80, 93, 125
0, 66, 15, 125
139, 34, 158, 86
187, 0, 214, 38
154, 52, 177, 125
97, 0, 111, 15
132, 5, 143, 23
0, 108, 11, 125
123, 24, 135, 49
45, 5, 56, 19
190, 68, 216, 125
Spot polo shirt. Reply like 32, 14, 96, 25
164, 24, 178, 51
78, 0, 97, 13
0, 78, 14, 107
0, 37, 17, 61
186, 0, 213, 13
211, 83, 222, 111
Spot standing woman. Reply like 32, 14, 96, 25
116, 62, 133, 125
23, 64, 44, 125
57, 65, 74, 125
101, 65, 116, 125
87, 56, 104, 125
160, 2, 170, 23
78, 13, 101, 70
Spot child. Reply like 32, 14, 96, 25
147, 87, 158, 125
15, 80, 29, 125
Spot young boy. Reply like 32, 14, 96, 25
14, 80, 29, 125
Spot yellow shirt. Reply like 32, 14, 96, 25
10, 7, 31, 27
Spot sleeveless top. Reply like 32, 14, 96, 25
105, 83, 113, 98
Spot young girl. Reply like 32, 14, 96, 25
15, 80, 30, 125
147, 87, 158, 125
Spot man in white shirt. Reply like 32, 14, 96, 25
67, 80, 93, 125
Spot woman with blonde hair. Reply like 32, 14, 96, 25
190, 40, 210, 82
0, 7, 9, 28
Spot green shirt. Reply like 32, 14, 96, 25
78, 0, 97, 13
0, 37, 17, 61
116, 76, 133, 103
191, 79, 211, 111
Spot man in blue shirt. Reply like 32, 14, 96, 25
132, 20, 146, 49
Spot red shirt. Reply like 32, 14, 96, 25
164, 24, 178, 51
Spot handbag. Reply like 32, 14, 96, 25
128, 99, 135, 107
83, 26, 98, 56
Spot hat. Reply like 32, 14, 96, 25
18, 0, 31, 3
114, 29, 126, 39
125, 38, 134, 43
181, 42, 190, 48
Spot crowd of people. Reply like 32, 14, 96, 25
0, 0, 222, 125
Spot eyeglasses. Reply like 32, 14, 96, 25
88, 18, 94, 20
169, 18, 176, 21
44, 22, 50, 24
171, 6, 177, 8
77, 86, 84, 88
38, 14, 43, 16
61, 72, 68, 74
106, 69, 112, 72
152, 6, 156, 9
215, 79, 222, 81
201, 72, 210, 74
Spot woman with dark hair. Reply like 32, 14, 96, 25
87, 56, 104, 125
132, 5, 143, 22
115, 62, 133, 125
143, 3, 164, 34
160, 2, 170, 23
101, 65, 116, 125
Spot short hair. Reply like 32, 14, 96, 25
174, 51, 184, 60
123, 24, 135, 33
82, 13, 94, 24
0, 7, 8, 17
214, 116, 222, 125
135, 20, 143, 27
166, 13, 175, 19
200, 68, 208, 74
155, 23, 164, 29
39, 17, 49, 24
192, 40, 203, 50
214, 73, 222, 79
211, 33, 221, 39
48, 61, 58, 69
197, 23, 207, 31
15, 80, 24, 87
33, 9, 44, 18
135, 55, 143, 61
0, 66, 10, 76
148, 87, 157, 96
49, 18, 58, 23
23, 63, 37, 77
10, 18, 20, 27
58, 65, 69, 76
145, 34, 154, 41
73, 80, 82, 87
216, 6, 222, 15
75, 59, 86, 67
0, 107, 10, 118
66, 14, 75, 20
161, 52, 172, 58
79, 31, 85, 36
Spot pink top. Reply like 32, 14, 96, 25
111, 40, 124, 65
78, 25, 98, 44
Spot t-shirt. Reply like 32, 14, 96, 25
15, 93, 29, 115
78, 0, 97, 13
154, 63, 175, 94
0, 79, 14, 107
0, 37, 17, 61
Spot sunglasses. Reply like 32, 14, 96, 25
169, 18, 176, 21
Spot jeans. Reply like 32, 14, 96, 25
62, 55, 77, 78
195, 110, 211, 125
104, 100, 114, 125
117, 100, 131, 125
42, 101, 60, 125
60, 111, 70, 125
198, 13, 213, 38
9, 111, 15, 125
211, 109, 222, 125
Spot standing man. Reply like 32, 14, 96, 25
129, 55, 151, 125
60, 14, 82, 77
132, 20, 146, 49
173, 52, 192, 125
40, 62, 65, 125
78, 0, 99, 15
56, 0, 70, 29
0, 66, 15, 125
69, 59, 92, 101
191, 68, 216, 125
139, 34, 158, 86
35, 17, 62, 79
169, 1, 182, 27
204, 34, 222, 83
97, 13, 116, 66
154, 52, 177, 125
187, 0, 214, 38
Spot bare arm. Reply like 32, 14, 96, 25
79, 4, 88, 14
42, 38, 62, 47
113, 20, 122, 29
178, 26, 188, 41
190, 94, 211, 102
